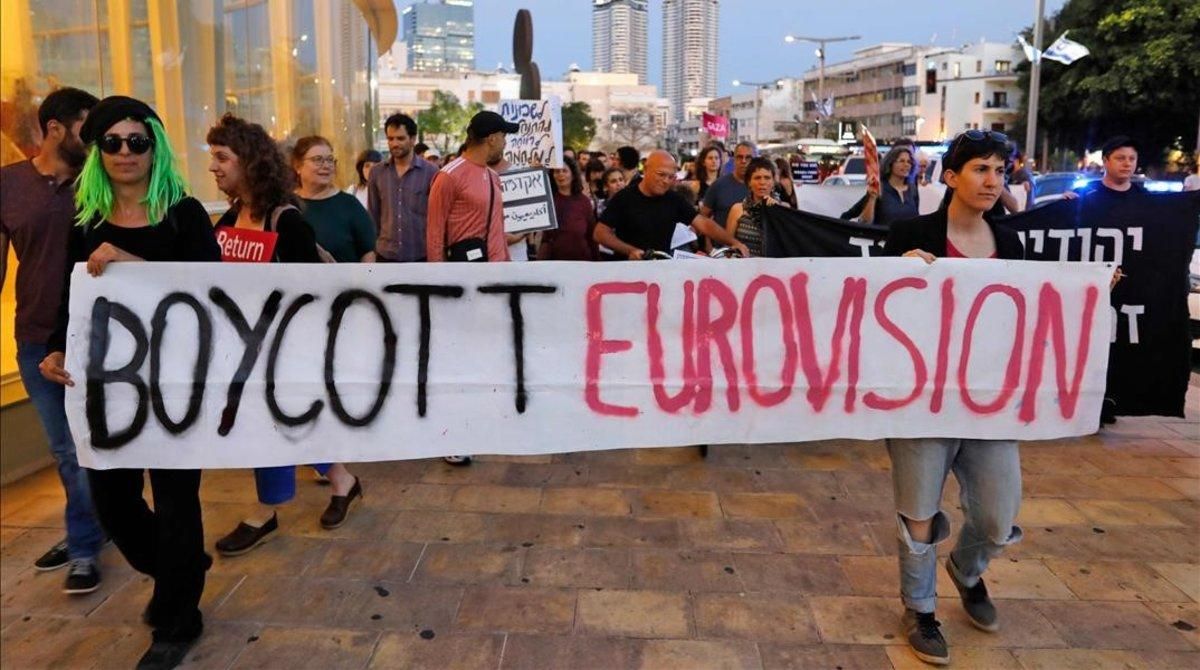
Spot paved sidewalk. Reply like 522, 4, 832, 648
2, 377, 1197, 669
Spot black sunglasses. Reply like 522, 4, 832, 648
945, 130, 1011, 168
98, 133, 154, 155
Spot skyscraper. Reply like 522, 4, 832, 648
662, 0, 719, 122
401, 0, 475, 72
592, 0, 648, 84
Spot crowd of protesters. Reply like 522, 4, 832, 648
0, 85, 1146, 669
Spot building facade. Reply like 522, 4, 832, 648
727, 78, 803, 146
799, 41, 1024, 143
591, 0, 648, 85
401, 0, 475, 73
662, 0, 718, 123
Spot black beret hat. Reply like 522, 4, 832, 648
79, 96, 161, 144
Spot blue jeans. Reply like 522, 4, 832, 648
16, 341, 106, 560
886, 438, 1023, 614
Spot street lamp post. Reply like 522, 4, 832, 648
732, 79, 783, 145
784, 34, 860, 138
1025, 0, 1046, 166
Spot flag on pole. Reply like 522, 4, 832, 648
1041, 31, 1090, 65
1016, 35, 1040, 64
862, 125, 879, 196
809, 91, 833, 118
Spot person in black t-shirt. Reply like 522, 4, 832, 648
38, 95, 218, 670
595, 150, 747, 259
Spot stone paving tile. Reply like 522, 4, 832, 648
500, 634, 643, 669
936, 599, 1068, 649
774, 519, 879, 555
178, 622, 263, 670
1150, 562, 1200, 602
679, 518, 783, 551
91, 572, 243, 627
447, 484, 542, 514
213, 575, 356, 627
226, 625, 378, 669
757, 643, 890, 670
1011, 648, 1200, 670
637, 639, 762, 670
693, 592, 820, 643
0, 616, 145, 669
385, 510, 489, 543
410, 542, 522, 585
454, 586, 576, 635
808, 595, 904, 645
482, 513, 587, 548
733, 553, 851, 594
1044, 558, 1191, 602
333, 582, 463, 632
576, 589, 690, 638
632, 489, 723, 519
720, 492, 811, 520
974, 557, 1077, 600
1072, 499, 1187, 527
886, 644, 1022, 669
540, 486, 631, 516
1015, 498, 1089, 525
630, 548, 743, 592
1143, 601, 1200, 651
367, 631, 504, 669
302, 539, 425, 581
1031, 600, 1194, 651
519, 547, 632, 588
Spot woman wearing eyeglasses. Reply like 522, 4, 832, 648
38, 95, 219, 670
292, 136, 376, 263
205, 115, 363, 557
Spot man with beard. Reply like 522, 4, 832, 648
368, 113, 438, 262
0, 87, 107, 593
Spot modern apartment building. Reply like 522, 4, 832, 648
591, 0, 648, 84
401, 0, 475, 73
662, 0, 718, 122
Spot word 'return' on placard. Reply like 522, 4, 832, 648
499, 167, 558, 234
499, 97, 563, 169
64, 258, 1114, 469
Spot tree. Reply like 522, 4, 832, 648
608, 107, 659, 151
1015, 0, 1199, 169
417, 91, 483, 155
561, 101, 598, 152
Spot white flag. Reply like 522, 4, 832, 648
1042, 31, 1090, 65
1016, 35, 1039, 64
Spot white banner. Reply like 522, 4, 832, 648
64, 259, 1113, 469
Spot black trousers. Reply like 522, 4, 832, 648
88, 468, 209, 642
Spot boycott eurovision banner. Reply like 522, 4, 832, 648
64, 259, 1112, 470
499, 97, 563, 168
763, 190, 1200, 416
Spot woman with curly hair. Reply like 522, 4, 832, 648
205, 114, 363, 556
38, 95, 219, 670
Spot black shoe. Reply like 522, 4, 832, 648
62, 558, 101, 594
214, 514, 278, 556
136, 638, 198, 670
698, 445, 709, 458
946, 558, 999, 632
443, 455, 472, 466
1100, 397, 1117, 425
34, 540, 69, 571
902, 609, 949, 665
320, 478, 363, 529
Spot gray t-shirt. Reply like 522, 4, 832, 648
702, 174, 749, 228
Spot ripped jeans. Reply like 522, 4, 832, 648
886, 438, 1023, 614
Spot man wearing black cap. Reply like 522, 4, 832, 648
425, 111, 518, 466
0, 87, 108, 592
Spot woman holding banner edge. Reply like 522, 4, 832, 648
206, 114, 364, 557
38, 95, 218, 670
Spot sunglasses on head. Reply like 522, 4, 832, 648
98, 133, 154, 155
945, 130, 1011, 168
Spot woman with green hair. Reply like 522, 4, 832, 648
39, 95, 218, 670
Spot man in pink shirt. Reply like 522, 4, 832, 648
426, 111, 518, 263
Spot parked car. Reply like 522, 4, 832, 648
822, 174, 867, 187
1034, 173, 1184, 205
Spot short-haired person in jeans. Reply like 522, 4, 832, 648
882, 130, 1025, 666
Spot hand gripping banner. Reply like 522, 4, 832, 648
63, 258, 1114, 469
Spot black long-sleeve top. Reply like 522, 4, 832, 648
49, 197, 220, 353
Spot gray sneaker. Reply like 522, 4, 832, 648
902, 609, 949, 666
63, 558, 101, 595
946, 558, 999, 632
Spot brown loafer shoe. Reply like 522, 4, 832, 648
320, 478, 363, 529
215, 514, 278, 556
